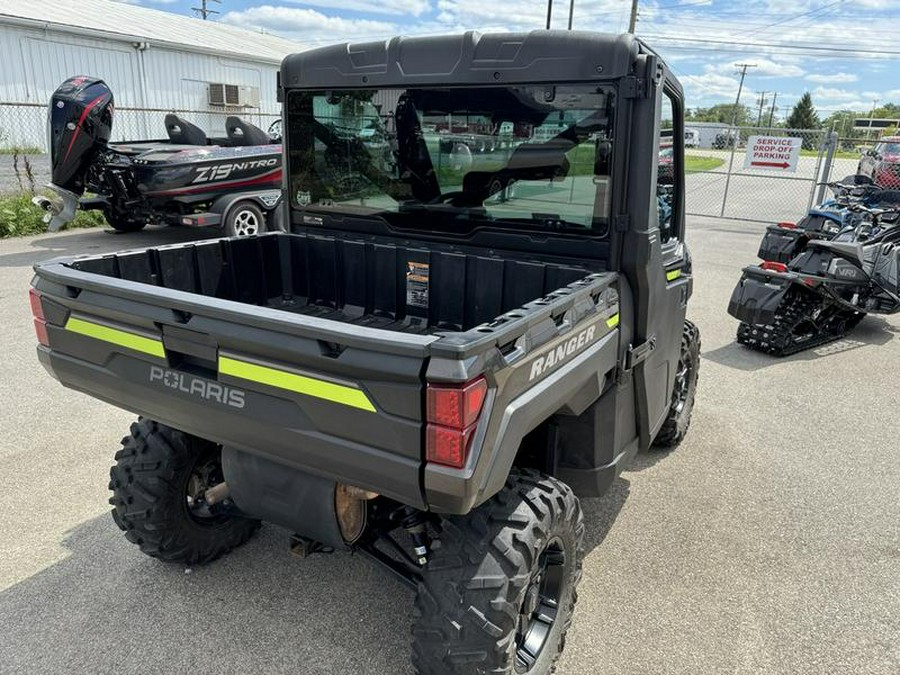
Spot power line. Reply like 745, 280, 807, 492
741, 0, 845, 37
641, 34, 900, 56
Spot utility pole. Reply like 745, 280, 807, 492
568, 0, 576, 29
767, 92, 778, 129
730, 63, 756, 129
546, 0, 553, 28
756, 91, 768, 127
868, 99, 879, 141
628, 0, 639, 33
193, 0, 221, 20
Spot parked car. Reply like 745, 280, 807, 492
659, 145, 674, 183
858, 136, 900, 187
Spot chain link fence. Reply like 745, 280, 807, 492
683, 126, 855, 224
0, 102, 280, 194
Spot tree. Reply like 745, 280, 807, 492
872, 102, 900, 119
822, 110, 865, 138
786, 92, 819, 130
686, 103, 753, 126
786, 92, 819, 149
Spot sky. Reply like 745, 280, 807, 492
129, 0, 900, 121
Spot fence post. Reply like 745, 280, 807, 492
814, 131, 838, 207
719, 127, 740, 217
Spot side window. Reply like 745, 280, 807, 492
658, 86, 683, 246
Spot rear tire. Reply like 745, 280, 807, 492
412, 470, 584, 675
109, 417, 260, 565
653, 319, 701, 449
224, 200, 266, 237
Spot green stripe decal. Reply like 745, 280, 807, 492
606, 313, 620, 329
219, 356, 377, 413
65, 316, 165, 358
666, 269, 682, 282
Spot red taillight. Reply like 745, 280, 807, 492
760, 261, 788, 273
426, 424, 476, 469
778, 221, 798, 230
29, 288, 49, 347
29, 288, 44, 321
426, 377, 488, 469
427, 378, 488, 428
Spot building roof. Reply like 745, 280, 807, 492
0, 0, 302, 64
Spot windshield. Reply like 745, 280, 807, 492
877, 142, 900, 156
286, 85, 615, 234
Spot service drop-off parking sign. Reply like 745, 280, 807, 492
744, 135, 802, 172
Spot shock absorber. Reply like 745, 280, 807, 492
400, 508, 430, 566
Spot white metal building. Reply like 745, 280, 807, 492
0, 0, 303, 148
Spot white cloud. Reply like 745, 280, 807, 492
220, 6, 397, 43
284, 0, 431, 17
806, 72, 858, 84
812, 87, 861, 102
435, 0, 627, 31
680, 72, 746, 103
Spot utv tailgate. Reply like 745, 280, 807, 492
33, 262, 435, 508
32, 234, 619, 511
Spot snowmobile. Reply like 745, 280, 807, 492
729, 204, 900, 355
34, 76, 283, 235
756, 176, 900, 264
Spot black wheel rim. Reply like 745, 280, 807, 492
184, 448, 229, 525
671, 353, 692, 414
515, 538, 567, 673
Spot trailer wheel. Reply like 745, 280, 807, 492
109, 417, 260, 565
653, 319, 701, 449
412, 470, 584, 675
225, 201, 266, 237
105, 211, 146, 232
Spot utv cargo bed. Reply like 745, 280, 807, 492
33, 232, 621, 512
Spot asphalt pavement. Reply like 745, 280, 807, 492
0, 219, 898, 674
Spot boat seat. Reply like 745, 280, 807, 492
225, 116, 271, 146
164, 114, 208, 146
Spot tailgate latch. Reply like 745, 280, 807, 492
622, 335, 656, 372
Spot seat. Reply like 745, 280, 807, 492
164, 114, 208, 146
506, 140, 573, 181
808, 239, 864, 267
225, 116, 271, 146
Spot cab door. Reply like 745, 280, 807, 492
619, 70, 692, 450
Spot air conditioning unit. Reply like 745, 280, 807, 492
208, 83, 260, 108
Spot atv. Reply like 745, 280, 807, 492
33, 76, 283, 235
730, 203, 900, 355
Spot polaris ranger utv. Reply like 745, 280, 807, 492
30, 31, 699, 674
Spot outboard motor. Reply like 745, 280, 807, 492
35, 77, 114, 231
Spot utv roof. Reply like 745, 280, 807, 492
281, 31, 658, 90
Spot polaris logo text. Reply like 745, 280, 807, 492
529, 325, 597, 381
192, 158, 278, 184
149, 366, 245, 409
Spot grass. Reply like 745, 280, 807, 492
685, 155, 725, 173
799, 148, 861, 160
0, 145, 43, 156
0, 192, 107, 238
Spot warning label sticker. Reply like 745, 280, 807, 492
406, 261, 430, 310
